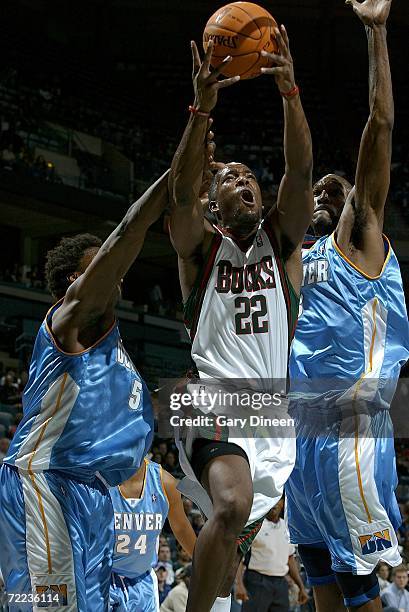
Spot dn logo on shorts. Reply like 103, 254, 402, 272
36, 583, 68, 606
358, 530, 392, 555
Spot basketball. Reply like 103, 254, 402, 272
203, 2, 278, 80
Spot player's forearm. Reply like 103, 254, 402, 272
288, 556, 304, 591
171, 519, 196, 558
236, 560, 246, 587
119, 169, 170, 235
367, 24, 394, 128
171, 112, 208, 208
282, 95, 313, 179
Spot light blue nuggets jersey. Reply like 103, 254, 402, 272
290, 234, 409, 407
111, 460, 169, 579
4, 301, 153, 485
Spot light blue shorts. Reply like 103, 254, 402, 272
110, 570, 159, 612
0, 464, 114, 611
286, 409, 402, 577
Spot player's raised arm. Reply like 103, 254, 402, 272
337, 0, 393, 267
261, 25, 313, 254
169, 40, 239, 259
52, 170, 169, 338
161, 470, 196, 557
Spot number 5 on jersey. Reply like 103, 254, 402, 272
129, 380, 142, 410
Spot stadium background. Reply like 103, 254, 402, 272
1, 0, 409, 602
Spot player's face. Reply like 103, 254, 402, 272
311, 176, 347, 236
214, 163, 262, 237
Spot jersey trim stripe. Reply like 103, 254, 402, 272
262, 220, 299, 342
159, 465, 170, 505
19, 470, 78, 609
352, 298, 379, 524
184, 233, 222, 340
15, 373, 80, 472
45, 299, 116, 356
331, 233, 391, 280
28, 373, 68, 474
26, 372, 68, 573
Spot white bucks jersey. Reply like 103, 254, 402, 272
184, 221, 299, 381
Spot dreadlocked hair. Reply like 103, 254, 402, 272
45, 233, 102, 300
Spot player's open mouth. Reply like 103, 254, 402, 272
241, 189, 255, 205
314, 205, 331, 215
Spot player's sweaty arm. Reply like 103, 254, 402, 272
56, 170, 169, 327
261, 25, 313, 255
162, 470, 196, 557
170, 40, 239, 261
337, 0, 393, 274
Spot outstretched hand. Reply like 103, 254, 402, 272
191, 40, 240, 114
345, 0, 392, 26
259, 25, 295, 93
200, 119, 225, 198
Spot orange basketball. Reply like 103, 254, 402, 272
203, 2, 278, 80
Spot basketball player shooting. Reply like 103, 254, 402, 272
0, 172, 169, 611
286, 1, 409, 611
169, 31, 313, 612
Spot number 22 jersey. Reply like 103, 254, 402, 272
184, 221, 299, 381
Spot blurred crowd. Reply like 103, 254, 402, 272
1, 67, 409, 228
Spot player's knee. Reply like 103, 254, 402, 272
335, 569, 380, 609
213, 491, 251, 537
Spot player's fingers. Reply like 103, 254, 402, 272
345, 0, 360, 8
207, 117, 213, 130
210, 55, 232, 78
191, 41, 201, 74
260, 66, 286, 75
202, 39, 214, 72
261, 50, 286, 65
216, 75, 240, 89
210, 161, 226, 171
274, 26, 287, 56
280, 24, 290, 49
207, 130, 215, 141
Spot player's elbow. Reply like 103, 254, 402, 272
370, 109, 394, 132
285, 161, 313, 186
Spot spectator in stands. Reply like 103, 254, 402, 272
158, 543, 175, 585
149, 283, 164, 314
190, 510, 205, 536
156, 565, 172, 605
160, 564, 191, 612
0, 373, 22, 410
377, 562, 391, 592
381, 564, 409, 611
0, 145, 16, 169
0, 438, 10, 463
8, 413, 23, 438
236, 499, 308, 612
158, 441, 168, 457
164, 451, 180, 477
182, 497, 193, 519
159, 535, 169, 548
